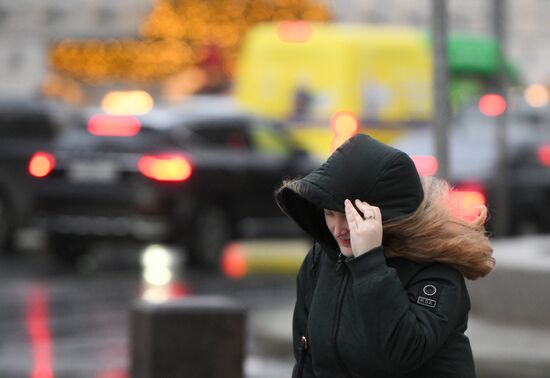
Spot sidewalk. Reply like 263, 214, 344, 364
249, 235, 550, 378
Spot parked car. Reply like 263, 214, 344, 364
391, 93, 550, 235
28, 96, 319, 267
0, 99, 72, 253
507, 141, 550, 233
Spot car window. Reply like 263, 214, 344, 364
186, 120, 253, 150
0, 112, 58, 139
249, 120, 292, 156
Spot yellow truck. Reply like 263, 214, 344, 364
234, 22, 433, 157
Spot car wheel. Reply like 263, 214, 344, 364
0, 193, 14, 255
48, 234, 92, 265
186, 206, 232, 270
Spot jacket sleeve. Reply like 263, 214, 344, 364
291, 246, 316, 378
346, 246, 469, 374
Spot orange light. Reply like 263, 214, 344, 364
276, 21, 312, 43
138, 154, 193, 182
447, 183, 487, 222
87, 115, 141, 137
411, 155, 438, 176
330, 111, 359, 151
524, 84, 549, 108
479, 94, 506, 117
28, 152, 56, 178
538, 145, 550, 167
222, 242, 248, 279
101, 90, 154, 115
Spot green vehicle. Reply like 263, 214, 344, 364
447, 32, 520, 112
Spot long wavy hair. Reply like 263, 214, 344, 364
383, 176, 495, 280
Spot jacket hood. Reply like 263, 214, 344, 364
276, 134, 424, 251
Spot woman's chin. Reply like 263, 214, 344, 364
339, 246, 354, 257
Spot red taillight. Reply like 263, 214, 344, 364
447, 182, 487, 222
537, 145, 550, 167
138, 154, 193, 182
28, 152, 55, 178
479, 94, 506, 117
411, 155, 438, 176
87, 115, 141, 137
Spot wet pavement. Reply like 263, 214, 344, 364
4, 235, 550, 378
0, 243, 295, 378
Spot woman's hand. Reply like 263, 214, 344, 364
344, 199, 383, 257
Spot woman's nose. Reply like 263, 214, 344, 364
334, 214, 349, 233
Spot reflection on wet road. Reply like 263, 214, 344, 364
0, 243, 296, 378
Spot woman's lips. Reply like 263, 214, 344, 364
339, 238, 351, 247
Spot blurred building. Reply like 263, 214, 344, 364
0, 0, 549, 100
0, 0, 151, 99
332, 0, 550, 84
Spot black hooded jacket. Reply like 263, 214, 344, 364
276, 135, 476, 377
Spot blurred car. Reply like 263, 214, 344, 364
391, 93, 550, 235
28, 96, 319, 267
0, 99, 72, 253
508, 141, 550, 233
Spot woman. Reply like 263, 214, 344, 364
275, 134, 494, 377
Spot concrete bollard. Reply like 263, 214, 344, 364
130, 296, 247, 378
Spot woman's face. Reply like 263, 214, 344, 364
324, 209, 353, 257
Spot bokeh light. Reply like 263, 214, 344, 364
49, 0, 331, 86
101, 90, 154, 115
277, 20, 313, 43
447, 183, 487, 223
411, 155, 438, 176
222, 242, 248, 279
330, 111, 359, 151
28, 152, 56, 178
524, 84, 549, 108
478, 94, 506, 117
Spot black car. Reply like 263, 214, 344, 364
0, 99, 72, 253
508, 141, 550, 233
29, 96, 319, 267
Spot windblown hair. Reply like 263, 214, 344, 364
383, 176, 495, 280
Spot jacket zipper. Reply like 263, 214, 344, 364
335, 252, 345, 272
331, 262, 352, 377
296, 335, 308, 378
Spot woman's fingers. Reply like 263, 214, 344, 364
354, 199, 378, 221
344, 199, 361, 228
373, 206, 382, 221
344, 199, 383, 257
